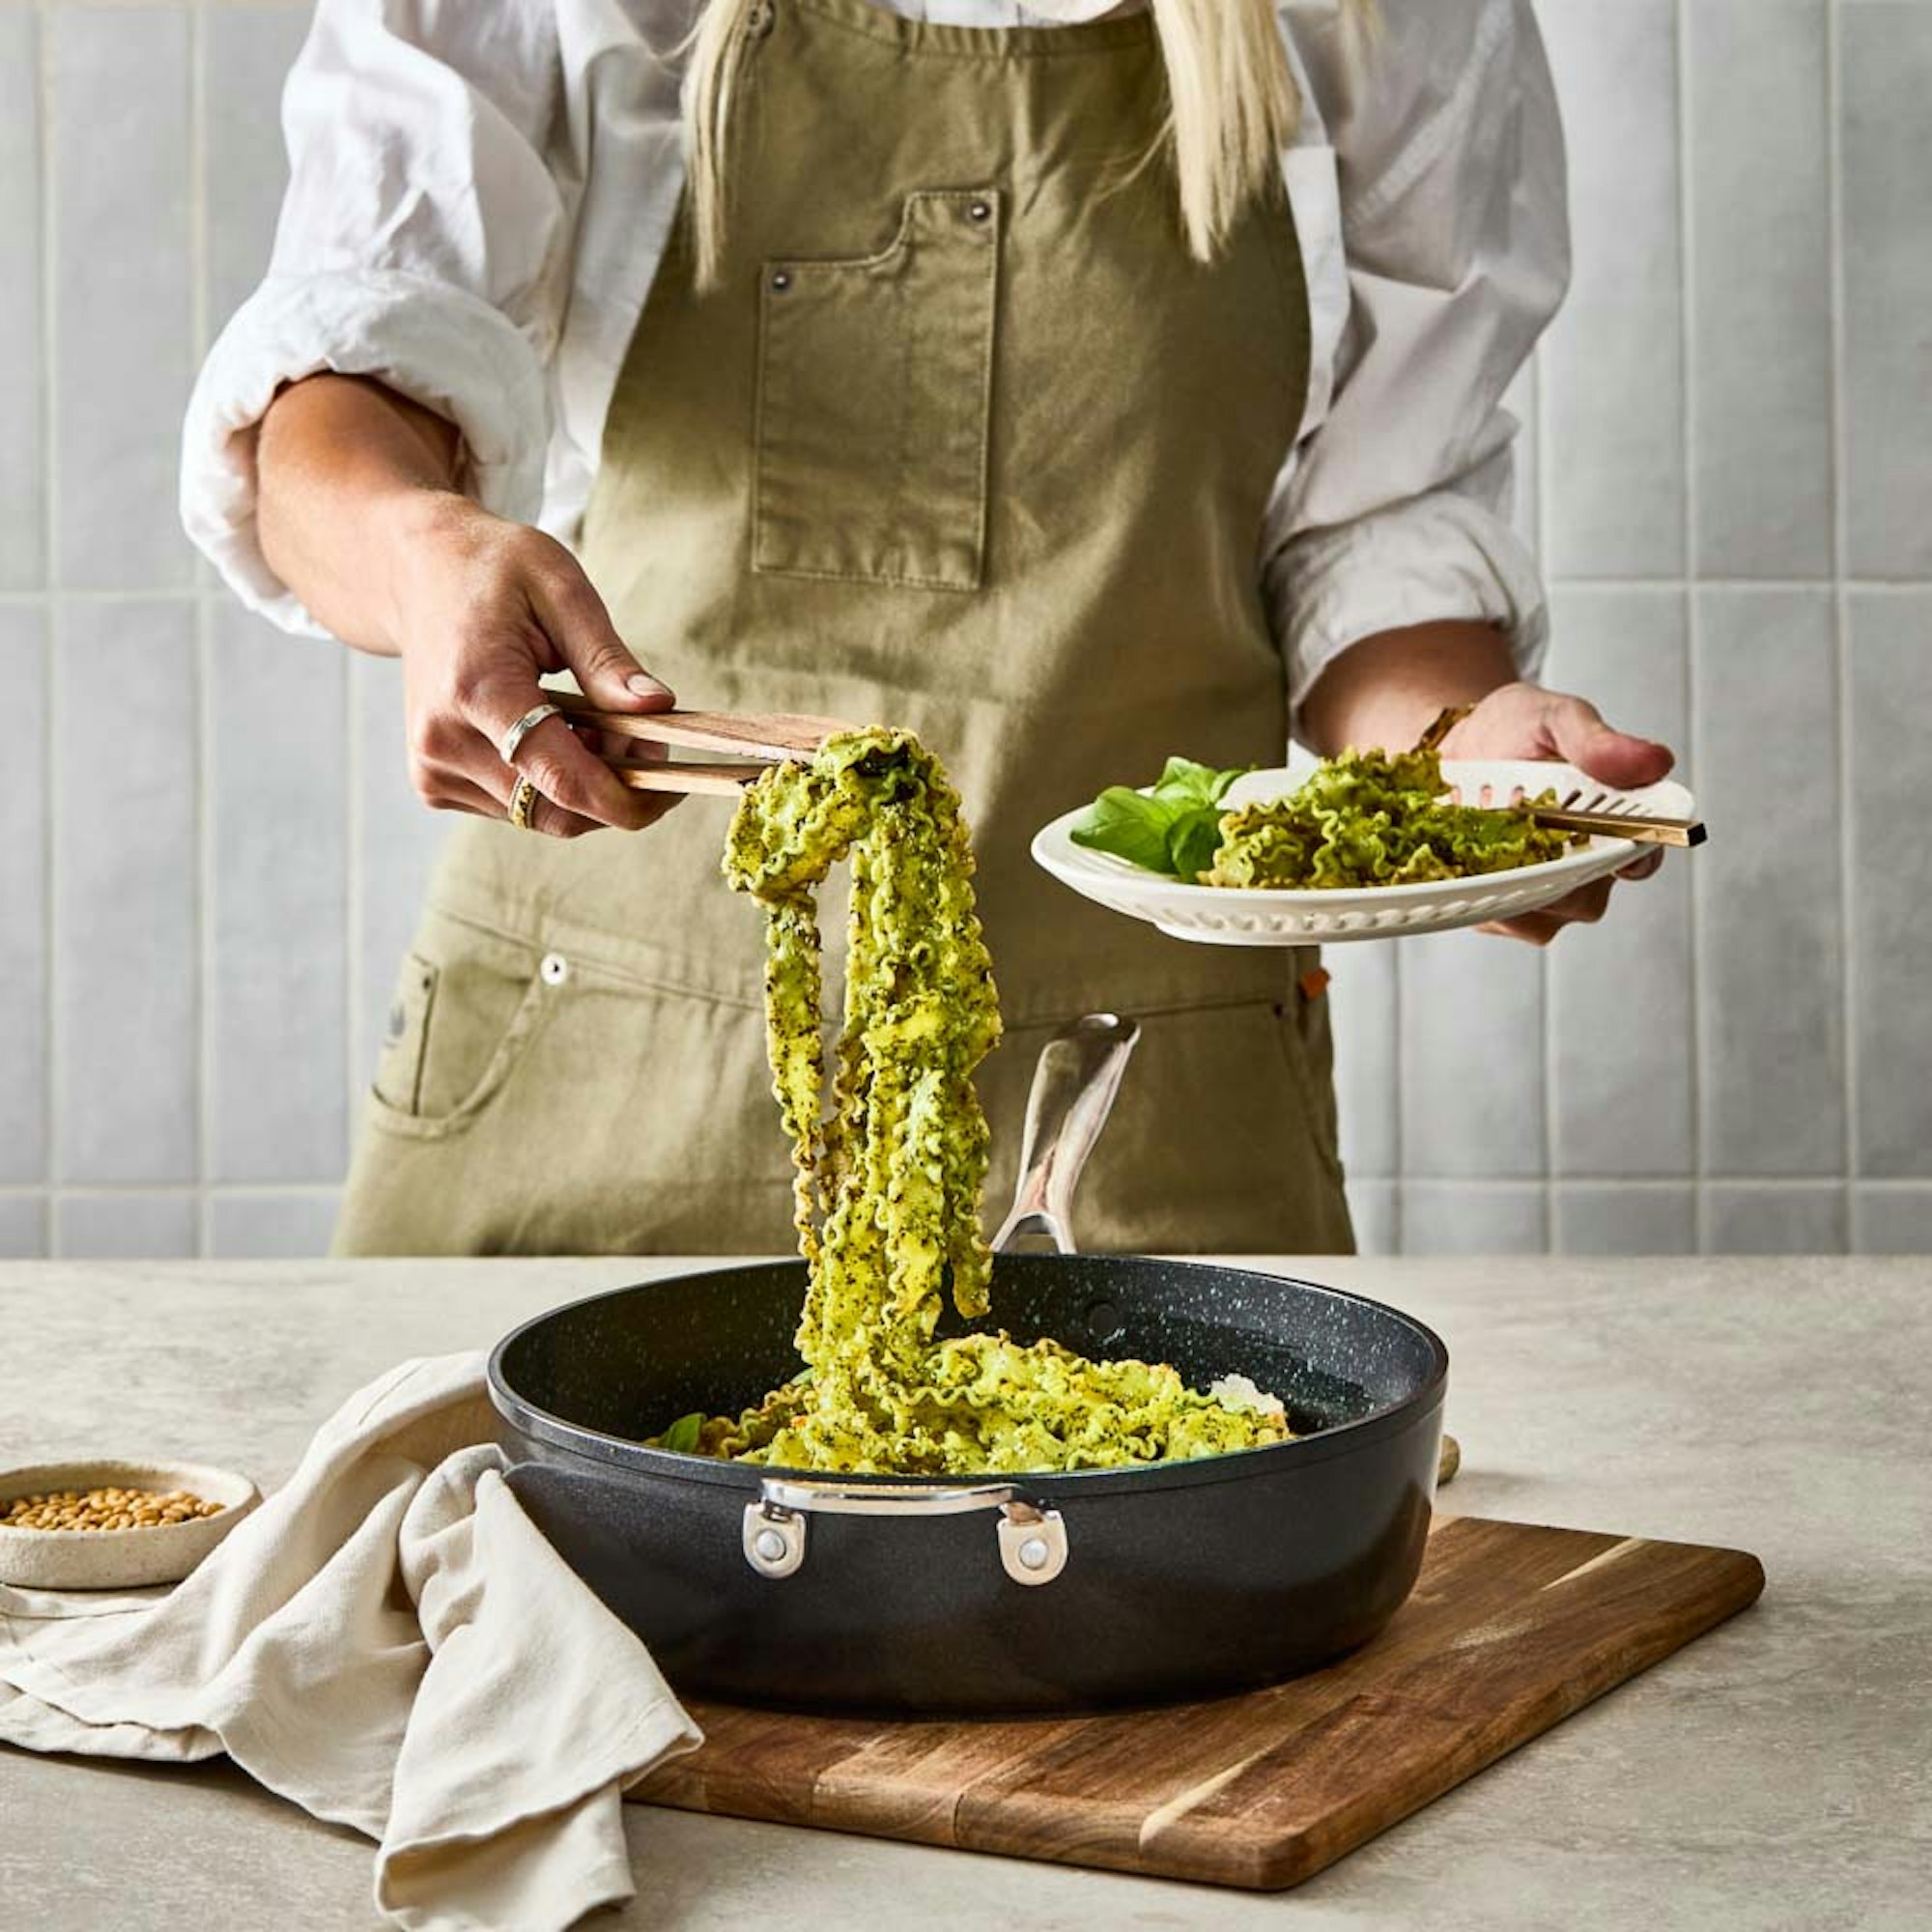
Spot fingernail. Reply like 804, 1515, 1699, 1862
627, 673, 671, 700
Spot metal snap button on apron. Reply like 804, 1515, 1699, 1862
968, 200, 992, 222
539, 952, 569, 987
770, 270, 791, 292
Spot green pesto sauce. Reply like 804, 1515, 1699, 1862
1205, 748, 1583, 890
659, 726, 1291, 1476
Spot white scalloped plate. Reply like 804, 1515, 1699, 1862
1031, 760, 1697, 947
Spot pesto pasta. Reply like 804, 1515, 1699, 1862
1205, 749, 1582, 890
655, 727, 1290, 1476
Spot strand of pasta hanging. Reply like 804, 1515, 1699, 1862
658, 726, 1292, 1476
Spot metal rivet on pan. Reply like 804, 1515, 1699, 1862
1016, 1537, 1050, 1572
968, 200, 991, 222
540, 952, 569, 987
753, 1527, 787, 1563
771, 270, 792, 292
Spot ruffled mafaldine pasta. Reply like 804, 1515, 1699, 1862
1205, 749, 1582, 890
654, 728, 1289, 1476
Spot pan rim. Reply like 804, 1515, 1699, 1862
487, 1257, 1449, 1497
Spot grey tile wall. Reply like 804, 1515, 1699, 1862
1553, 1184, 1699, 1258
0, 1197, 47, 1262
1, 0, 1927, 1258
208, 607, 349, 1181
0, 610, 49, 1185
1544, 589, 1693, 1179
53, 1191, 199, 1262
1539, 0, 1686, 578
1687, 0, 1833, 579
1839, 3, 1932, 580
203, 6, 312, 330
1693, 588, 1843, 1177
1847, 590, 1932, 1178
53, 601, 199, 1184
207, 1190, 342, 1260
1854, 1187, 1932, 1257
1705, 1181, 1848, 1255
0, 10, 43, 592
48, 7, 195, 592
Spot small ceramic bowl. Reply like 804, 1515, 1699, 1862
0, 1459, 259, 1590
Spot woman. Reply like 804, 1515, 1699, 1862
183, 0, 1671, 1258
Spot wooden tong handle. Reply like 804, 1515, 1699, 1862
550, 692, 853, 761
610, 762, 762, 799
1529, 805, 1707, 848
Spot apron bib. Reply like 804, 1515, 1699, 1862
334, 0, 1352, 1257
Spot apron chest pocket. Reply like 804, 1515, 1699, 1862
753, 188, 1000, 592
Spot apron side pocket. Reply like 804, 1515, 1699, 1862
373, 953, 438, 1116
365, 941, 554, 1142
753, 187, 1000, 592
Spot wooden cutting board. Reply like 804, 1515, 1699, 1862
637, 1515, 1765, 1890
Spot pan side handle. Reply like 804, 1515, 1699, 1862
990, 1013, 1141, 1257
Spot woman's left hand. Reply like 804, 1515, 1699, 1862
1440, 682, 1676, 947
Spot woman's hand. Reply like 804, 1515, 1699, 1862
256, 373, 678, 839
1439, 682, 1675, 946
388, 492, 681, 839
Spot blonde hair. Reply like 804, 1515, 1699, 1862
685, 0, 1366, 290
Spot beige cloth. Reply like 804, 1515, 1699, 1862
0, 1354, 701, 1931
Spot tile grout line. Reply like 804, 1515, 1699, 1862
38, 1, 59, 1258
1825, 0, 1858, 1251
1675, 0, 1707, 1256
190, 0, 214, 1254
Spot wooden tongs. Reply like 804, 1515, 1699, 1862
1415, 703, 1706, 848
550, 691, 853, 797
1519, 784, 1706, 849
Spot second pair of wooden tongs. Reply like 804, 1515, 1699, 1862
1519, 783, 1707, 848
1414, 704, 1707, 848
550, 691, 854, 796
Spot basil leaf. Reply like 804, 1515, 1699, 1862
1208, 765, 1249, 804
660, 1411, 705, 1454
1166, 806, 1227, 880
1153, 756, 1224, 808
1069, 786, 1181, 873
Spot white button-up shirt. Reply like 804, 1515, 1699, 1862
181, 0, 1568, 718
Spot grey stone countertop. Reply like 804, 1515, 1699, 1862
0, 1255, 1924, 1930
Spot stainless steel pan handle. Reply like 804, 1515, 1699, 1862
743, 1478, 1068, 1585
990, 1012, 1141, 1256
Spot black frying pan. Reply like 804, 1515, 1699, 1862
488, 1018, 1447, 1715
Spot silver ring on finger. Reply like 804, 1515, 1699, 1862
498, 700, 565, 767
509, 775, 542, 832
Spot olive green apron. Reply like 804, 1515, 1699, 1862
334, 0, 1352, 1258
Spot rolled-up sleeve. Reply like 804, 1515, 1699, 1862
1265, 0, 1570, 723
180, 0, 568, 636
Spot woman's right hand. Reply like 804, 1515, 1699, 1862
254, 373, 677, 838
387, 491, 682, 838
